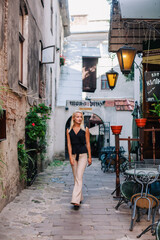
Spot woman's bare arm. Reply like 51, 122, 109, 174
85, 127, 92, 165
66, 129, 74, 166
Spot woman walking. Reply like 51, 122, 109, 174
67, 110, 92, 208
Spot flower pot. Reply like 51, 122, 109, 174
111, 125, 122, 135
135, 118, 147, 128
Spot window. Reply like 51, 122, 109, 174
19, 6, 24, 83
19, 2, 28, 87
82, 57, 98, 92
101, 74, 109, 90
0, 110, 6, 141
50, 0, 53, 34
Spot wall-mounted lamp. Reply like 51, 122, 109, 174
106, 68, 119, 90
117, 45, 136, 74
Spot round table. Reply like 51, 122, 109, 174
125, 168, 159, 176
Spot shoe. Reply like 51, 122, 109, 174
73, 205, 80, 210
71, 203, 80, 210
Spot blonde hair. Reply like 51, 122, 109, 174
69, 110, 85, 132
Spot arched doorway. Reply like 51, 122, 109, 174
65, 113, 109, 159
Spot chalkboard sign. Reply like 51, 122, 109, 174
145, 71, 160, 102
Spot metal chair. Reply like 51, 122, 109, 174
156, 220, 160, 240
129, 163, 159, 232
130, 193, 159, 231
115, 181, 141, 210
137, 218, 160, 239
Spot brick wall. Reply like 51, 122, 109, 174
0, 0, 29, 211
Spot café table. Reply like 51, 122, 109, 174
125, 168, 160, 177
124, 164, 160, 232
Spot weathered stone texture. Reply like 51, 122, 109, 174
0, 0, 28, 211
0, 90, 28, 211
0, 1, 5, 50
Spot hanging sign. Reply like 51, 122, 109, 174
145, 71, 160, 102
42, 45, 55, 64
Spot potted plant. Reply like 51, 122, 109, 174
150, 93, 160, 122
134, 102, 147, 128
111, 125, 123, 135
135, 118, 147, 128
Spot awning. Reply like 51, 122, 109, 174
108, 1, 160, 52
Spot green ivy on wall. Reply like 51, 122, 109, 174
17, 143, 35, 182
25, 103, 51, 145
25, 103, 51, 184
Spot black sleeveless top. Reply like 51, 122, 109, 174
69, 128, 88, 161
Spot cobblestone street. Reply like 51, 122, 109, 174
0, 159, 157, 240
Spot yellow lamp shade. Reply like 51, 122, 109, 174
117, 45, 136, 74
106, 68, 119, 90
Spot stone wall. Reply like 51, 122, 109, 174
0, 0, 29, 211
0, 0, 70, 211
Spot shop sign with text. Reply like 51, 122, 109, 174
145, 71, 160, 102
68, 100, 105, 107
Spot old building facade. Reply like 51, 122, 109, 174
54, 0, 141, 159
108, 0, 160, 159
0, 0, 69, 211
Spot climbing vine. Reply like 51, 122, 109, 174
17, 143, 35, 182
25, 103, 51, 183
25, 103, 51, 148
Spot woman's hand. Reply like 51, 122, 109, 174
88, 158, 92, 166
85, 127, 92, 166
70, 158, 75, 166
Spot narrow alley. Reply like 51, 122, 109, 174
0, 159, 155, 240
0, 0, 160, 239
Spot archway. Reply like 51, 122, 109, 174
65, 112, 109, 159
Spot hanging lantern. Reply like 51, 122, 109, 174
117, 45, 136, 74
106, 68, 119, 90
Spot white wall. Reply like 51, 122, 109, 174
44, 0, 67, 163
54, 103, 133, 157
57, 39, 82, 106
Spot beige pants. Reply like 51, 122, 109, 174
71, 153, 88, 204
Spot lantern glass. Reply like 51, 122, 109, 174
106, 68, 119, 90
117, 45, 136, 74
